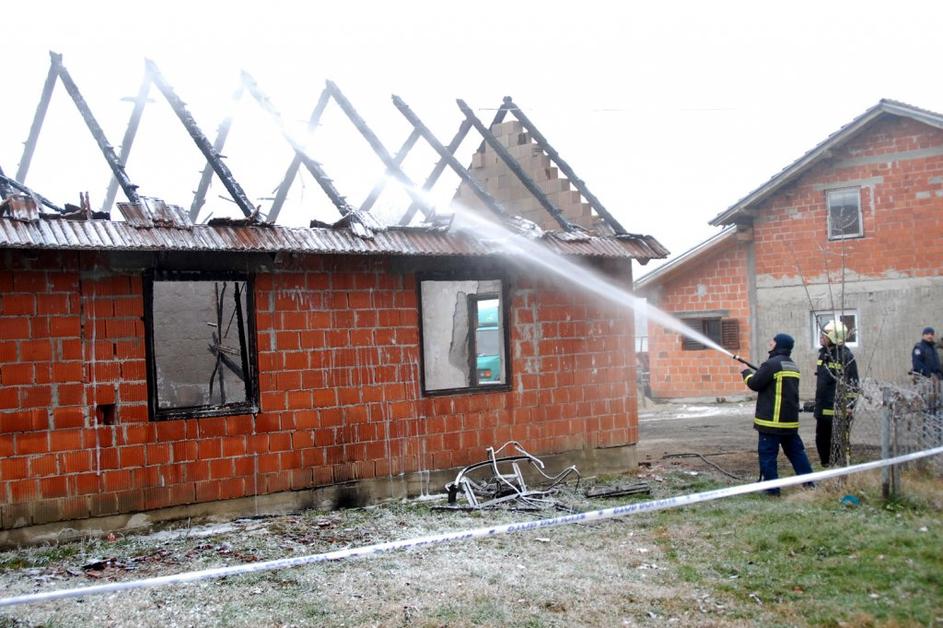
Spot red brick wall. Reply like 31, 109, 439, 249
643, 115, 943, 400
753, 117, 943, 280
645, 238, 751, 399
0, 251, 635, 528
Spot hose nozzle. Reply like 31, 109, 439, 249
732, 354, 759, 371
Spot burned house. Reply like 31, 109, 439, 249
637, 99, 943, 399
0, 54, 667, 541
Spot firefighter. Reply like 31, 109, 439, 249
813, 321, 859, 467
741, 333, 814, 495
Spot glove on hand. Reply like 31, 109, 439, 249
802, 400, 815, 412
740, 369, 754, 379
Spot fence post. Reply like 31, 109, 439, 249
881, 388, 891, 499
880, 388, 900, 500
892, 394, 901, 498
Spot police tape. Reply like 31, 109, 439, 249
1, 445, 941, 608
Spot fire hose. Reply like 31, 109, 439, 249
732, 354, 759, 371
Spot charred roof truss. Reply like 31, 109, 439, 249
17, 52, 142, 208
0, 51, 666, 261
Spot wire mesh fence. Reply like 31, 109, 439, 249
839, 377, 943, 483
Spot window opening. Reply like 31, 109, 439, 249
827, 188, 863, 240
146, 272, 258, 419
471, 295, 502, 385
812, 310, 859, 348
681, 317, 739, 351
420, 278, 508, 394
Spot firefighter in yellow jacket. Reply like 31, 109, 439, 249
741, 333, 814, 495
813, 320, 859, 466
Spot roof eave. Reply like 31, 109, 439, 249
0, 217, 663, 261
709, 99, 943, 227
633, 226, 737, 291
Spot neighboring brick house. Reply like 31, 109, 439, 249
0, 108, 667, 540
636, 99, 943, 399
634, 227, 752, 399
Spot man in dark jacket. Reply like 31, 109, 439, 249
912, 327, 942, 379
741, 333, 814, 495
912, 327, 942, 443
813, 321, 859, 466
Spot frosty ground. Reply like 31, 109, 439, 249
0, 400, 940, 627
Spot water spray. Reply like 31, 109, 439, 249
731, 354, 759, 371
389, 178, 744, 362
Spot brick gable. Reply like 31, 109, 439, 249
753, 117, 943, 283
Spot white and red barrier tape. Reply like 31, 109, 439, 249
1, 445, 940, 608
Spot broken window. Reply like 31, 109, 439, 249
681, 317, 739, 351
826, 188, 863, 240
419, 278, 509, 394
145, 271, 258, 420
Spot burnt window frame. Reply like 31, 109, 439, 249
143, 269, 259, 421
826, 187, 864, 240
417, 272, 512, 396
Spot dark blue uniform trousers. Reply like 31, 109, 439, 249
757, 431, 814, 495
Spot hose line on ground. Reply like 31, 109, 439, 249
660, 452, 747, 481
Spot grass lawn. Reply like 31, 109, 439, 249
0, 466, 939, 626
649, 470, 943, 626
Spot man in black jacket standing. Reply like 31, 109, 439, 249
912, 327, 942, 380
911, 326, 942, 445
741, 333, 814, 495
813, 321, 859, 467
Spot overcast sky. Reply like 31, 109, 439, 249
4, 0, 943, 275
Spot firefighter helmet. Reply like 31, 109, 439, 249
823, 320, 848, 345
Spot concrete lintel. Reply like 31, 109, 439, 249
675, 309, 730, 319
833, 145, 943, 169
813, 176, 884, 192
756, 273, 943, 292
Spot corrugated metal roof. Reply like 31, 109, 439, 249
616, 233, 670, 259
119, 197, 194, 229
0, 196, 40, 222
0, 214, 666, 260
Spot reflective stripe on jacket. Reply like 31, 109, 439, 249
744, 349, 801, 433
814, 344, 859, 420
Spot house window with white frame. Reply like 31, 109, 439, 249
811, 310, 859, 349
826, 187, 863, 240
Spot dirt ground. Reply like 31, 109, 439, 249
0, 400, 833, 627
637, 398, 820, 480
638, 399, 759, 458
